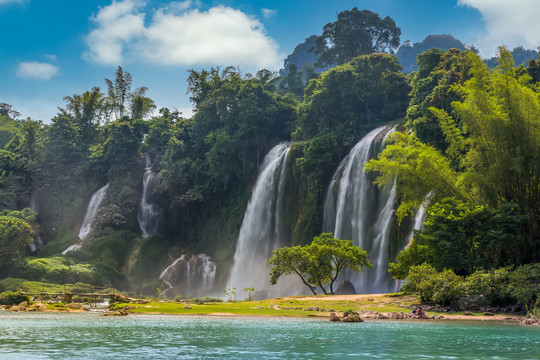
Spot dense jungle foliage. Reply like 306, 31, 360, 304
0, 8, 538, 304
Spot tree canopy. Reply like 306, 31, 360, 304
313, 8, 401, 67
268, 233, 371, 295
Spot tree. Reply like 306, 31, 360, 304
268, 233, 371, 295
129, 86, 156, 120
105, 66, 132, 120
313, 8, 400, 67
0, 209, 37, 275
388, 199, 523, 278
365, 132, 473, 221
62, 87, 106, 128
268, 245, 319, 295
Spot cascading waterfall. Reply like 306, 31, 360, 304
227, 143, 303, 299
159, 253, 217, 299
28, 189, 43, 253
62, 183, 109, 255
405, 200, 429, 249
323, 125, 399, 294
138, 154, 161, 237
391, 200, 430, 292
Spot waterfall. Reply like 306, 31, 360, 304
323, 125, 398, 294
79, 184, 109, 240
138, 154, 161, 237
227, 143, 302, 299
159, 253, 217, 299
28, 189, 43, 253
62, 183, 109, 255
405, 200, 429, 249
390, 196, 431, 291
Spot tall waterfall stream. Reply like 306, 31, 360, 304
62, 183, 109, 255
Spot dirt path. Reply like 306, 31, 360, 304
289, 294, 392, 301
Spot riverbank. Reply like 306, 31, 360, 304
2, 292, 533, 324
110, 293, 526, 323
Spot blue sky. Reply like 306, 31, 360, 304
1, 0, 539, 121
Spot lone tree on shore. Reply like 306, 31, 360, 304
268, 233, 372, 295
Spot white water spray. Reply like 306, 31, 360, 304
323, 126, 398, 293
159, 253, 217, 298
63, 183, 109, 255
227, 143, 303, 298
138, 154, 160, 237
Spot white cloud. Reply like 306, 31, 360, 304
458, 0, 540, 56
262, 8, 276, 19
16, 62, 59, 80
84, 0, 281, 69
84, 0, 146, 65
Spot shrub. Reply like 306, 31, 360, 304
431, 269, 465, 307
0, 291, 29, 306
403, 265, 466, 306
507, 263, 540, 306
466, 268, 512, 306
401, 263, 438, 301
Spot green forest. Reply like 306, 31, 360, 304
0, 8, 538, 307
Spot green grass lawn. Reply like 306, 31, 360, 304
114, 294, 420, 317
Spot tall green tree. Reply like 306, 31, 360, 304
0, 209, 37, 275
313, 8, 401, 67
268, 233, 371, 295
389, 199, 523, 278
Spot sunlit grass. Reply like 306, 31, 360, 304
115, 293, 423, 317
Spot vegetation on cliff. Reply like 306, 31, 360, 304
0, 8, 539, 307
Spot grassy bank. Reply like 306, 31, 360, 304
113, 293, 493, 318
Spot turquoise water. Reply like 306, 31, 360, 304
0, 312, 538, 359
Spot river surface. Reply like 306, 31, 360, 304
0, 312, 538, 359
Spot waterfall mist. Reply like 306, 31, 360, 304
227, 143, 304, 299
138, 154, 161, 237
323, 125, 400, 294
159, 253, 217, 299
62, 183, 109, 255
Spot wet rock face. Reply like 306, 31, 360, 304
335, 280, 356, 295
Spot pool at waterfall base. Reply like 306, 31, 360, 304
0, 312, 538, 359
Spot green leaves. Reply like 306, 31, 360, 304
366, 132, 471, 221
314, 8, 401, 67
389, 199, 523, 278
0, 209, 37, 275
268, 233, 371, 295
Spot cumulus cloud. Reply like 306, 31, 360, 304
458, 0, 540, 56
262, 8, 276, 19
16, 62, 59, 80
84, 0, 145, 65
84, 0, 281, 69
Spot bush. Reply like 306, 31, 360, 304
401, 263, 438, 301
507, 263, 540, 306
466, 268, 512, 306
402, 262, 540, 308
0, 291, 29, 306
431, 269, 465, 307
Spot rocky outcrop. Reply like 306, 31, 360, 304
329, 312, 364, 322
66, 303, 84, 310
335, 281, 356, 295
102, 308, 131, 316
303, 306, 335, 312
520, 315, 539, 326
